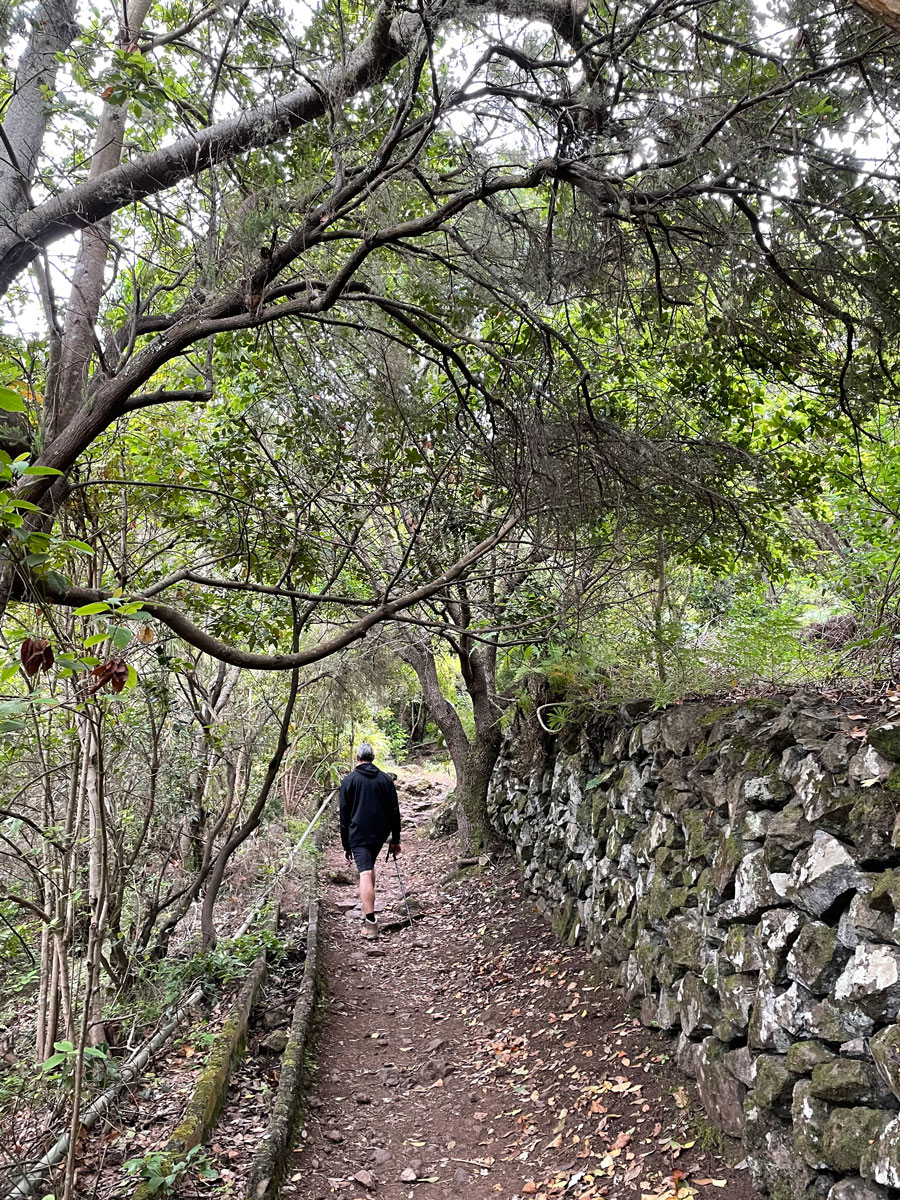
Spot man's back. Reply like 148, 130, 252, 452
339, 761, 401, 851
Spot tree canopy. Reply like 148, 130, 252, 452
4, 0, 900, 1183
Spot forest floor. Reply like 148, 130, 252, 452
286, 768, 760, 1200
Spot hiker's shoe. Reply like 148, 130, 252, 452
362, 918, 379, 939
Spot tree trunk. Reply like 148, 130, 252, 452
77, 709, 108, 1046
397, 636, 504, 854
0, 0, 78, 218
454, 727, 503, 853
35, 924, 51, 1062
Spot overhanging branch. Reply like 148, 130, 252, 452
15, 513, 520, 670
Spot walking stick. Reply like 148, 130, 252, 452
386, 844, 414, 928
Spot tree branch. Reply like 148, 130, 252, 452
16, 513, 520, 670
120, 389, 213, 414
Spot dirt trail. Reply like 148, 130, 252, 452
285, 770, 759, 1200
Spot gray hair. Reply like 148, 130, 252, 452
356, 743, 375, 762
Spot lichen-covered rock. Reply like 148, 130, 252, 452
869, 870, 900, 916
742, 770, 792, 810
860, 1113, 900, 1187
660, 707, 700, 755
680, 807, 718, 861
678, 971, 719, 1038
822, 1108, 892, 1174
838, 890, 894, 950
720, 847, 780, 920
788, 923, 851, 995
712, 827, 744, 893
745, 1092, 799, 1192
773, 981, 817, 1033
788, 1040, 838, 1075
676, 1032, 701, 1078
716, 973, 758, 1039
868, 1025, 900, 1103
828, 1179, 891, 1199
793, 1079, 832, 1169
725, 1043, 756, 1087
868, 724, 900, 763
810, 1059, 897, 1107
788, 832, 863, 918
724, 923, 763, 973
805, 995, 875, 1045
668, 912, 704, 969
821, 733, 855, 774
647, 810, 680, 853
750, 978, 793, 1052
835, 944, 900, 1020
759, 907, 808, 983
766, 802, 817, 872
849, 746, 893, 786
793, 754, 831, 822
753, 1054, 798, 1117
655, 987, 680, 1030
848, 789, 898, 865
696, 1037, 747, 1137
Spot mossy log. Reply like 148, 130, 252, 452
245, 892, 321, 1199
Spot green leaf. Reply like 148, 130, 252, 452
125, 664, 138, 690
111, 626, 133, 650
0, 387, 25, 412
73, 602, 111, 616
64, 539, 95, 554
83, 633, 108, 648
21, 465, 63, 477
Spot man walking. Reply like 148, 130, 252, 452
339, 743, 402, 938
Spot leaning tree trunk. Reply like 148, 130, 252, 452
454, 737, 501, 853
396, 635, 506, 854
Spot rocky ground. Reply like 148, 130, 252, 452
285, 768, 756, 1200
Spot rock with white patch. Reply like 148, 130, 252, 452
835, 944, 900, 1020
787, 832, 862, 918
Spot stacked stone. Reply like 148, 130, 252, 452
487, 695, 900, 1200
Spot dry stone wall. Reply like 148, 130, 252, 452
487, 694, 900, 1200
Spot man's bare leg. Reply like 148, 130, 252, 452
360, 868, 376, 916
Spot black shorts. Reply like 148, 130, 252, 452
351, 843, 384, 873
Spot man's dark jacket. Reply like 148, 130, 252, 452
339, 762, 401, 853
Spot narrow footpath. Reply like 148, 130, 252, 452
285, 770, 759, 1200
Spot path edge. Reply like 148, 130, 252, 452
245, 801, 333, 1200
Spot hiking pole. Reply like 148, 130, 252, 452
386, 845, 414, 928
